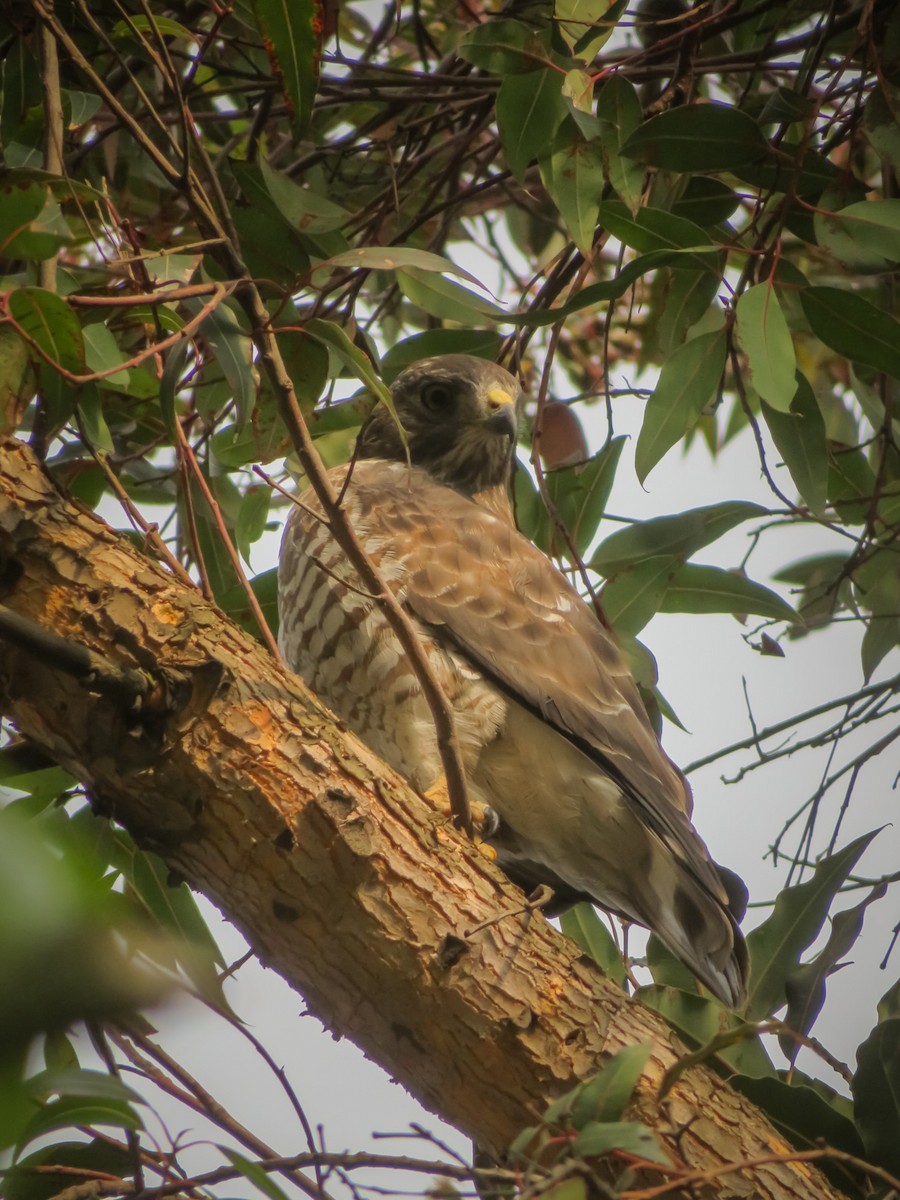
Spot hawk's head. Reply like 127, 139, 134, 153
356, 355, 521, 496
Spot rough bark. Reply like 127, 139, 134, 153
0, 436, 846, 1200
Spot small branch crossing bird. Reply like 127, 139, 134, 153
278, 354, 748, 1008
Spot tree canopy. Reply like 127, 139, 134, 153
1, 1, 899, 1199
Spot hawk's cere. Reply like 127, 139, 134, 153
278, 354, 749, 1008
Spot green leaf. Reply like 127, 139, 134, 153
251, 0, 321, 140
539, 122, 604, 255
572, 1120, 669, 1163
26, 1068, 141, 1105
538, 436, 626, 557
456, 18, 550, 74
561, 69, 594, 115
780, 883, 886, 1063
815, 198, 900, 271
381, 330, 504, 379
0, 179, 67, 260
8, 287, 84, 430
853, 1018, 900, 1175
196, 301, 256, 429
569, 1045, 653, 1128
397, 268, 503, 325
76, 385, 114, 454
82, 322, 131, 388
634, 329, 727, 483
621, 102, 769, 172
219, 567, 279, 641
600, 556, 675, 636
671, 177, 740, 226
745, 830, 880, 1019
559, 904, 627, 988
864, 82, 900, 170
302, 319, 392, 405
4, 1140, 135, 1200
731, 142, 839, 199
257, 159, 350, 234
733, 1073, 864, 1158
235, 486, 271, 565
111, 14, 194, 39
761, 374, 828, 511
660, 564, 798, 623
0, 325, 35, 435
315, 246, 483, 286
17, 1093, 143, 1152
595, 75, 643, 211
735, 283, 797, 410
222, 1149, 292, 1200
496, 68, 567, 182
597, 200, 716, 264
592, 501, 767, 576
801, 286, 900, 379
8, 287, 84, 374
557, 0, 626, 62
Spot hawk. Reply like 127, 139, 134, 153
278, 354, 748, 1008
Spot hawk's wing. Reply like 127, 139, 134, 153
346, 461, 729, 909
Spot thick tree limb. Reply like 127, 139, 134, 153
0, 436, 846, 1200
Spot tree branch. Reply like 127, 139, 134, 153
0, 434, 849, 1200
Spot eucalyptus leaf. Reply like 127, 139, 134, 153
745, 830, 881, 1019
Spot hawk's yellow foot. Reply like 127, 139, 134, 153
423, 777, 499, 863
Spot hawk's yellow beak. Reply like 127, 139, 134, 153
483, 386, 517, 440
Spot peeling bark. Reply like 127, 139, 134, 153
0, 437, 847, 1200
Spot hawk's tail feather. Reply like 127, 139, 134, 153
647, 875, 749, 1009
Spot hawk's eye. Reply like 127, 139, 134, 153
421, 381, 455, 413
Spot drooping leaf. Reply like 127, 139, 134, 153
600, 555, 676, 636
780, 883, 887, 1063
745, 830, 881, 1019
539, 122, 604, 256
621, 102, 769, 172
815, 198, 900, 271
456, 18, 550, 74
235, 485, 272, 566
595, 74, 644, 211
559, 904, 627, 988
660, 564, 798, 623
4, 1140, 135, 1200
0, 325, 35, 435
535, 436, 626, 557
735, 283, 797, 411
196, 301, 256, 429
397, 268, 503, 325
251, 0, 321, 140
801, 286, 900, 379
496, 68, 568, 182
8, 287, 84, 429
863, 82, 900, 169
315, 246, 483, 286
592, 501, 767, 576
572, 1119, 669, 1163
17, 1092, 143, 1153
222, 1149, 292, 1200
544, 1044, 652, 1127
634, 329, 727, 483
556, 0, 626, 63
381, 330, 504, 379
597, 200, 717, 261
733, 1073, 864, 1159
302, 319, 392, 405
761, 374, 828, 511
853, 1018, 900, 1176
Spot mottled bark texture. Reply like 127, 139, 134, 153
0, 437, 845, 1200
